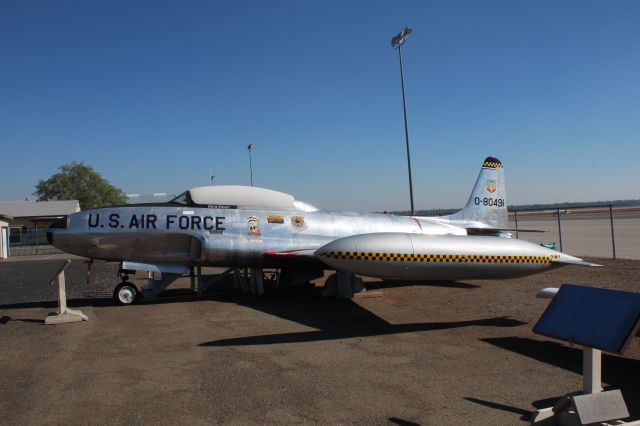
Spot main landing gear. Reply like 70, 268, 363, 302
113, 269, 138, 305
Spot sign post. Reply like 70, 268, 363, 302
531, 284, 639, 424
45, 260, 88, 324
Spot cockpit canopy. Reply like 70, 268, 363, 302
169, 185, 318, 212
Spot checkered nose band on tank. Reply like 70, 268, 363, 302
321, 252, 561, 264
482, 156, 503, 169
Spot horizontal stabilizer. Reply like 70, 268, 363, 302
466, 227, 546, 235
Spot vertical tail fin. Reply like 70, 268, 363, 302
447, 156, 508, 229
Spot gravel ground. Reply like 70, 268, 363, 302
1, 257, 639, 425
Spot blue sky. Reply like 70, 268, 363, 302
1, 1, 639, 211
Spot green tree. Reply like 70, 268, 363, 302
35, 162, 127, 210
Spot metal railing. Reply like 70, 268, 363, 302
510, 205, 639, 260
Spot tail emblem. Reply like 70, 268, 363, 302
486, 179, 496, 193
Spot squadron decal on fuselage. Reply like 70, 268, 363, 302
247, 216, 262, 236
290, 215, 307, 232
267, 215, 284, 224
87, 213, 225, 234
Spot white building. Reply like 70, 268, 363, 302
0, 200, 80, 257
0, 214, 10, 259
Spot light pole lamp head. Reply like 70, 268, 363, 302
391, 27, 412, 49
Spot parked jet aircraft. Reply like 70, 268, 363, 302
48, 157, 598, 304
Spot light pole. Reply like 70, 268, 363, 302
391, 27, 415, 216
247, 144, 255, 186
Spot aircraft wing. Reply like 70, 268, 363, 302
263, 249, 317, 259
263, 249, 321, 268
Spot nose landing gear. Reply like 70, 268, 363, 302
114, 269, 138, 305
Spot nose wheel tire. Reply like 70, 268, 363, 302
114, 282, 138, 305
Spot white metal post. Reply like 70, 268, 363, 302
58, 268, 67, 312
45, 260, 88, 324
583, 347, 602, 394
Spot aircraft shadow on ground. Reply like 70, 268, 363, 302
198, 289, 526, 346
1, 279, 513, 342
387, 417, 421, 426
367, 279, 480, 290
482, 336, 640, 417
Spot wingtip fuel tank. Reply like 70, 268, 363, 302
315, 233, 597, 281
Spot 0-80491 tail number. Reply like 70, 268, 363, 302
474, 197, 504, 208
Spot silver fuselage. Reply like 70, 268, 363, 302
50, 205, 466, 268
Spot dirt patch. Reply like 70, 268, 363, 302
1, 258, 639, 424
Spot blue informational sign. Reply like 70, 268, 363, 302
533, 284, 640, 354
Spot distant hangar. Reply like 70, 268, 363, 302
0, 200, 80, 258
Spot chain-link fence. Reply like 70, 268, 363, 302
509, 205, 639, 260
8, 227, 62, 256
